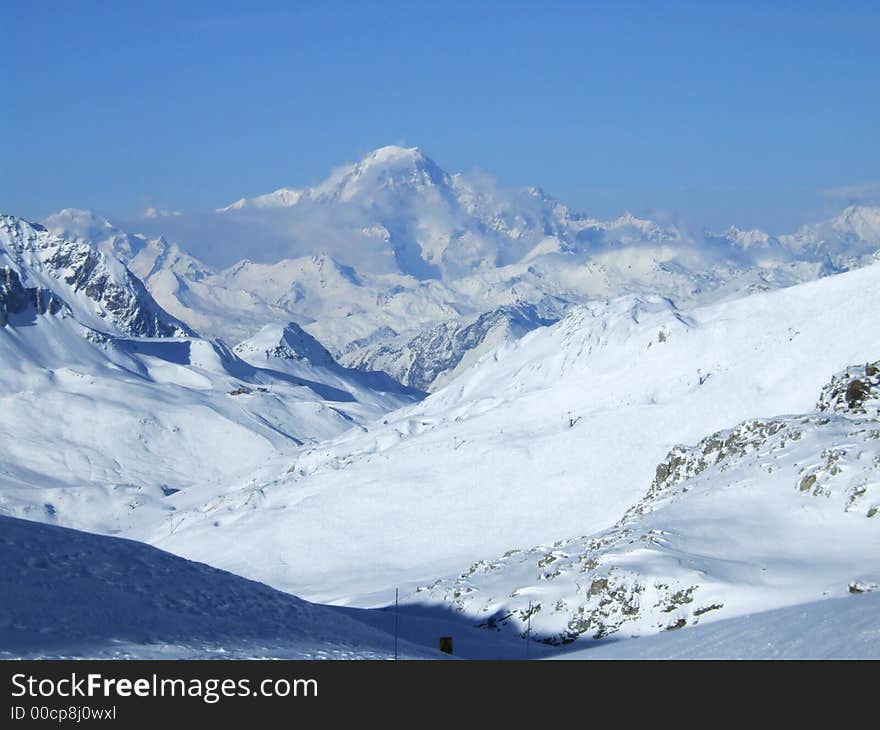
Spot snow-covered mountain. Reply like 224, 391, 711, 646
782, 204, 880, 266
340, 302, 561, 391
0, 214, 419, 537
2, 214, 191, 338
234, 321, 423, 401
9, 146, 880, 658
42, 148, 880, 391
706, 204, 880, 270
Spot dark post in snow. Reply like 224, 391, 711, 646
526, 601, 532, 659
394, 588, 399, 661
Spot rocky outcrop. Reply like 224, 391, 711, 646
817, 360, 880, 416
0, 266, 68, 326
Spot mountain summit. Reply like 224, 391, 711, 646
218, 146, 449, 211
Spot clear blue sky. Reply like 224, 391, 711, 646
3, 0, 879, 232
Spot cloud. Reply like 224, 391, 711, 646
143, 207, 183, 219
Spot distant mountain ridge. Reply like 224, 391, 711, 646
41, 147, 880, 390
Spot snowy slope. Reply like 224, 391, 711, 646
154, 263, 880, 608
0, 324, 417, 537
417, 361, 880, 644
4, 513, 874, 660
0, 515, 430, 659
558, 593, 880, 659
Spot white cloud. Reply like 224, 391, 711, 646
144, 207, 183, 219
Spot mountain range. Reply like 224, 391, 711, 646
2, 145, 880, 658
42, 146, 880, 390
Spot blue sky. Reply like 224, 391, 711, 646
3, 0, 879, 232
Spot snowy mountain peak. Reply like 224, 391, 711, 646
235, 321, 336, 368
313, 145, 450, 202
604, 212, 683, 242
782, 204, 880, 263
709, 225, 777, 249
44, 208, 115, 236
219, 145, 451, 212
362, 144, 425, 165
43, 207, 150, 261
831, 204, 880, 240
217, 187, 305, 212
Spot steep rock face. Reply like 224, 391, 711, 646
341, 302, 560, 391
0, 266, 68, 326
417, 363, 880, 644
0, 214, 191, 337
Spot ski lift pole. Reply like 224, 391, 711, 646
526, 601, 532, 660
394, 588, 399, 661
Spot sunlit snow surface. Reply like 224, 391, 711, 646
153, 265, 880, 620
560, 593, 880, 660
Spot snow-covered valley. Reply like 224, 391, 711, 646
150, 265, 880, 620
